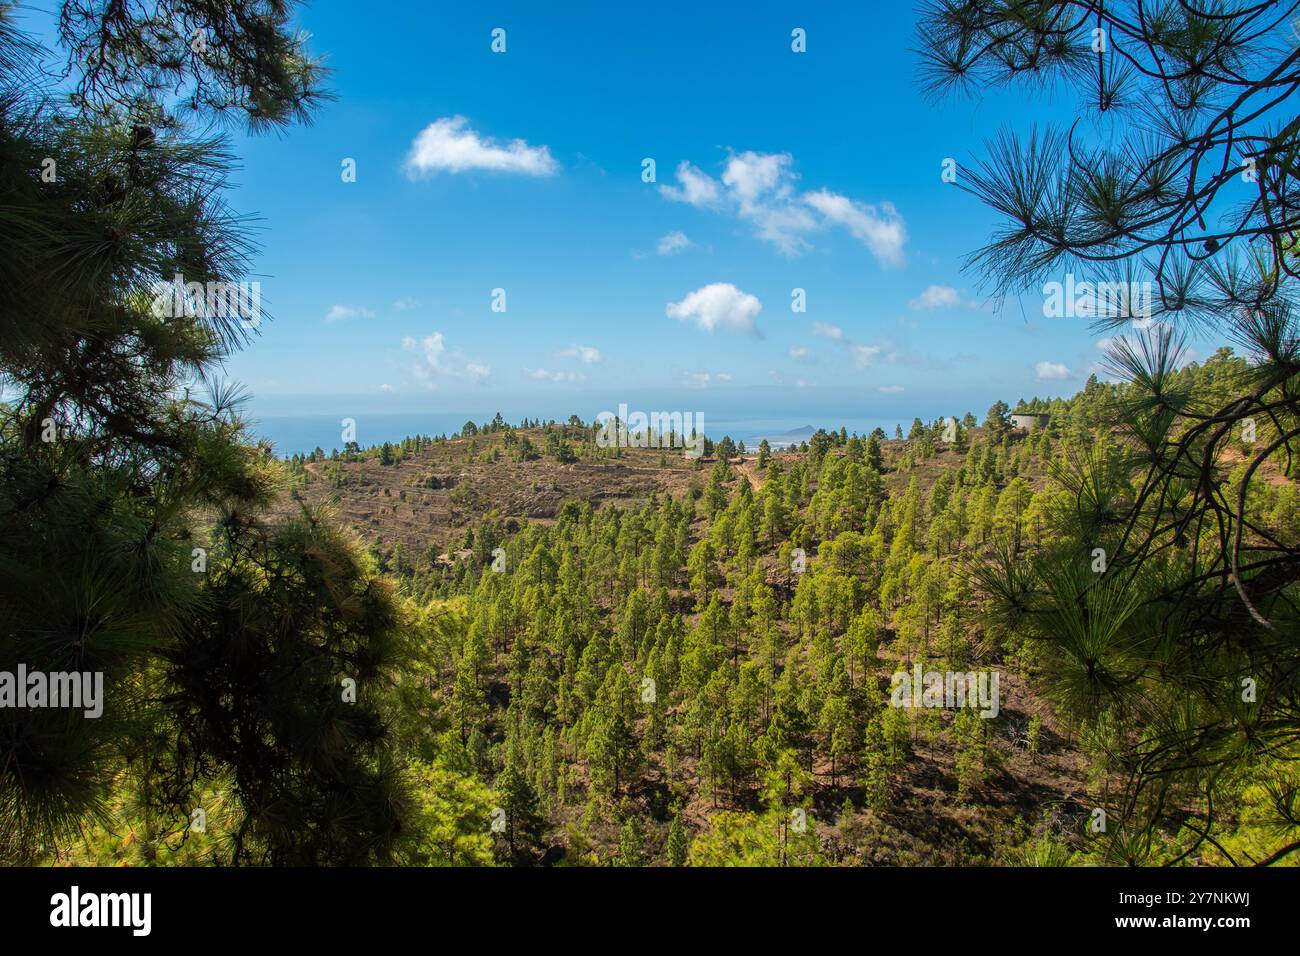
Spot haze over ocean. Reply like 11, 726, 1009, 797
251, 410, 907, 455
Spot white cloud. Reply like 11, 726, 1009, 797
1035, 361, 1071, 380
806, 320, 884, 371
324, 304, 375, 322
746, 202, 819, 256
850, 345, 882, 368
909, 285, 966, 310
660, 150, 907, 265
666, 282, 762, 335
530, 368, 585, 383
716, 372, 733, 382
404, 116, 558, 177
788, 346, 814, 362
659, 161, 722, 207
379, 383, 395, 393
723, 152, 792, 206
726, 151, 811, 254
720, 152, 819, 254
402, 333, 489, 385
393, 297, 418, 311
560, 344, 602, 364
803, 190, 906, 267
877, 385, 905, 393
656, 231, 692, 256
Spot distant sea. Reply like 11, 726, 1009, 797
248, 412, 904, 457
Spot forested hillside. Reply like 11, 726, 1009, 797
5, 0, 1298, 873
45, 350, 1298, 866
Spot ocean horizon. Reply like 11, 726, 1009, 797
248, 411, 907, 457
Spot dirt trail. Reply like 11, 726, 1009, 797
732, 456, 764, 490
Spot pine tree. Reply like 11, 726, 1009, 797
925, 0, 1300, 862
494, 763, 544, 865
667, 811, 689, 866
0, 1, 384, 862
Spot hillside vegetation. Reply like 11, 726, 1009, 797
105, 348, 1280, 867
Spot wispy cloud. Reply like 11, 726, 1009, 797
909, 285, 974, 311
877, 385, 905, 394
722, 152, 817, 254
324, 304, 375, 322
402, 333, 489, 386
560, 345, 603, 364
656, 231, 692, 256
530, 368, 585, 383
803, 189, 905, 267
807, 321, 883, 371
404, 116, 558, 177
1035, 361, 1071, 380
850, 345, 882, 369
659, 161, 721, 206
667, 282, 763, 335
659, 150, 906, 265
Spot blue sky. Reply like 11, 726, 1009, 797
27, 1, 1221, 439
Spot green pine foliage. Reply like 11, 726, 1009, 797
4, 0, 1297, 869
